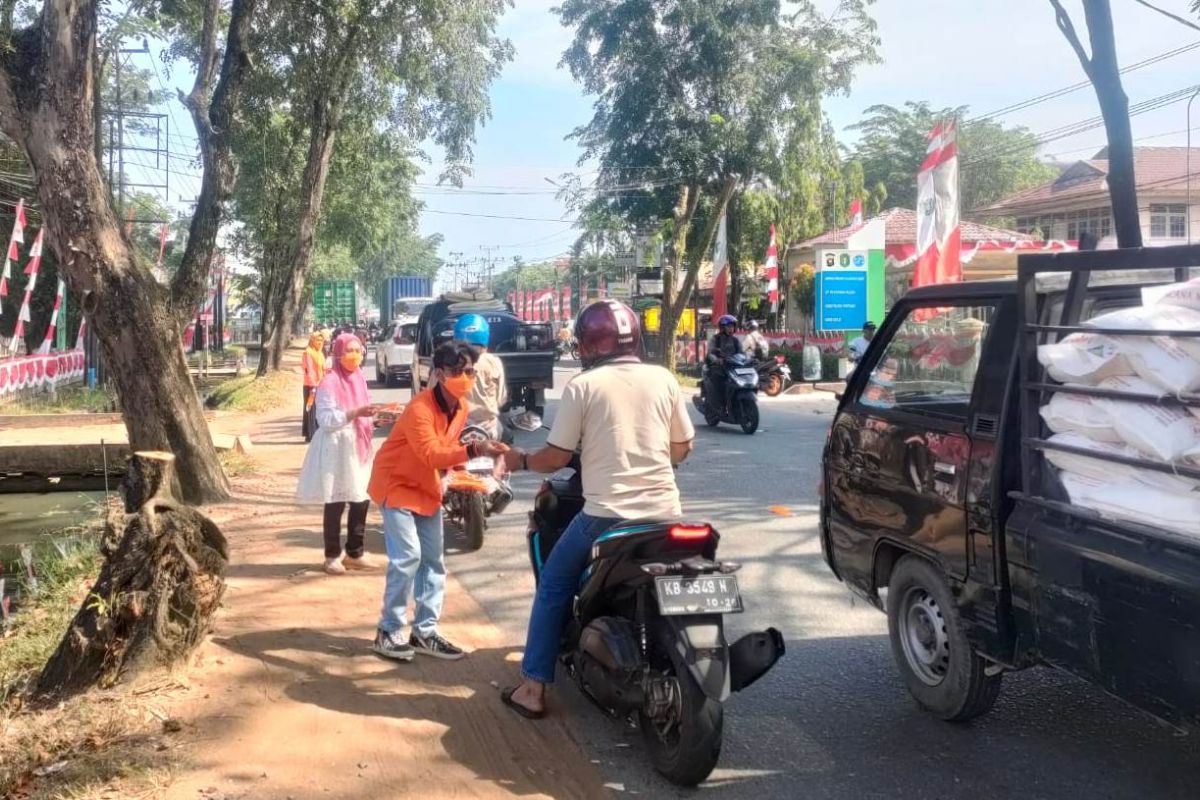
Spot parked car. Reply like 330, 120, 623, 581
376, 321, 417, 387
819, 245, 1200, 730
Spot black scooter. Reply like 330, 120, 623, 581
693, 352, 760, 434
526, 460, 784, 786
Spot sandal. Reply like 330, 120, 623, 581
501, 686, 545, 720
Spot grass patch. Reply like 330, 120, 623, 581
205, 369, 299, 413
1, 537, 103, 702
0, 386, 118, 416
218, 450, 257, 478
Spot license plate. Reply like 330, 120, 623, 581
654, 575, 743, 616
466, 456, 494, 471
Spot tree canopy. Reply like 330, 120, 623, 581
849, 101, 1059, 214
558, 0, 878, 364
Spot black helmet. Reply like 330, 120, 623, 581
575, 299, 641, 369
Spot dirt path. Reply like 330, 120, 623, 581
159, 412, 609, 800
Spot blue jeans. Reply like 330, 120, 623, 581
522, 511, 618, 683
378, 504, 446, 638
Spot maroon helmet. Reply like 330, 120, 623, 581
575, 299, 641, 368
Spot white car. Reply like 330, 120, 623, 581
376, 321, 417, 387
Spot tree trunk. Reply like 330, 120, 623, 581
0, 0, 231, 503
36, 451, 228, 701
659, 178, 738, 371
1050, 0, 1142, 247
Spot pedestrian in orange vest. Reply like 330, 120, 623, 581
302, 330, 326, 442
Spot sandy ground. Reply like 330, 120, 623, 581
154, 411, 608, 800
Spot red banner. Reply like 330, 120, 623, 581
0, 349, 86, 397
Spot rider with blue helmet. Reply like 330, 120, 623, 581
453, 314, 508, 439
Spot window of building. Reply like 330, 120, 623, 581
1011, 208, 1111, 241
1150, 204, 1187, 239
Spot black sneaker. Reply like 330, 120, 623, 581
372, 629, 415, 662
410, 631, 466, 661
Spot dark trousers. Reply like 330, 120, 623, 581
302, 386, 318, 441
323, 500, 369, 559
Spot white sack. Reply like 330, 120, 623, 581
1099, 375, 1200, 461
1060, 472, 1200, 538
1143, 278, 1200, 311
1083, 305, 1200, 393
1045, 432, 1199, 492
1038, 333, 1132, 385
1039, 389, 1120, 442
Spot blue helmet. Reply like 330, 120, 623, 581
454, 313, 490, 347
717, 314, 738, 329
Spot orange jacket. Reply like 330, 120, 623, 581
368, 388, 470, 516
302, 348, 325, 387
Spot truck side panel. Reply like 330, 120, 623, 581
1006, 503, 1200, 729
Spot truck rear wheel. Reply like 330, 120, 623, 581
887, 556, 1001, 722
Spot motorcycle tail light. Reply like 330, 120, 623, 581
669, 524, 711, 541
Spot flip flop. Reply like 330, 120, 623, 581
501, 686, 545, 720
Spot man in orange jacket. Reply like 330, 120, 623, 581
368, 341, 508, 661
301, 330, 326, 442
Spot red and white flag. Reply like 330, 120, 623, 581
38, 278, 65, 354
0, 198, 27, 315
765, 224, 780, 313
849, 199, 864, 227
12, 229, 44, 349
913, 120, 961, 289
711, 211, 729, 321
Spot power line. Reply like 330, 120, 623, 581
1130, 0, 1200, 33
962, 83, 1200, 167
968, 39, 1200, 122
422, 209, 577, 223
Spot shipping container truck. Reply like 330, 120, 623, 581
379, 276, 436, 326
312, 280, 357, 325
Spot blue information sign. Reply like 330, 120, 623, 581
815, 254, 868, 332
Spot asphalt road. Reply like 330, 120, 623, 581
369, 355, 1200, 799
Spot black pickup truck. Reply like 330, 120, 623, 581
411, 291, 556, 415
820, 245, 1200, 730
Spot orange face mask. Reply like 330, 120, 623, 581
340, 352, 363, 372
441, 373, 475, 399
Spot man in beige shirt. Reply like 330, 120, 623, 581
496, 299, 694, 719
448, 314, 508, 438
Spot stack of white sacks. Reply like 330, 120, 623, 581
1037, 279, 1200, 537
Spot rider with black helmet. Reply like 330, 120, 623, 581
702, 314, 743, 408
498, 299, 696, 719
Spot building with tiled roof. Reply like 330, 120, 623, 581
791, 207, 1035, 250
972, 146, 1200, 244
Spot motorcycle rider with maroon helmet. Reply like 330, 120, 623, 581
498, 299, 696, 719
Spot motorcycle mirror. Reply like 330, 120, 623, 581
510, 411, 543, 432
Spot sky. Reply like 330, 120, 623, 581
122, 0, 1200, 291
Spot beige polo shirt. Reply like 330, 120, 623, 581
467, 351, 507, 434
547, 360, 695, 520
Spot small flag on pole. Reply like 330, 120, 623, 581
0, 198, 26, 315
765, 224, 780, 314
849, 199, 864, 227
38, 278, 66, 354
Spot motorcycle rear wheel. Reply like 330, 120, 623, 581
738, 396, 759, 435
640, 622, 723, 786
463, 493, 486, 551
